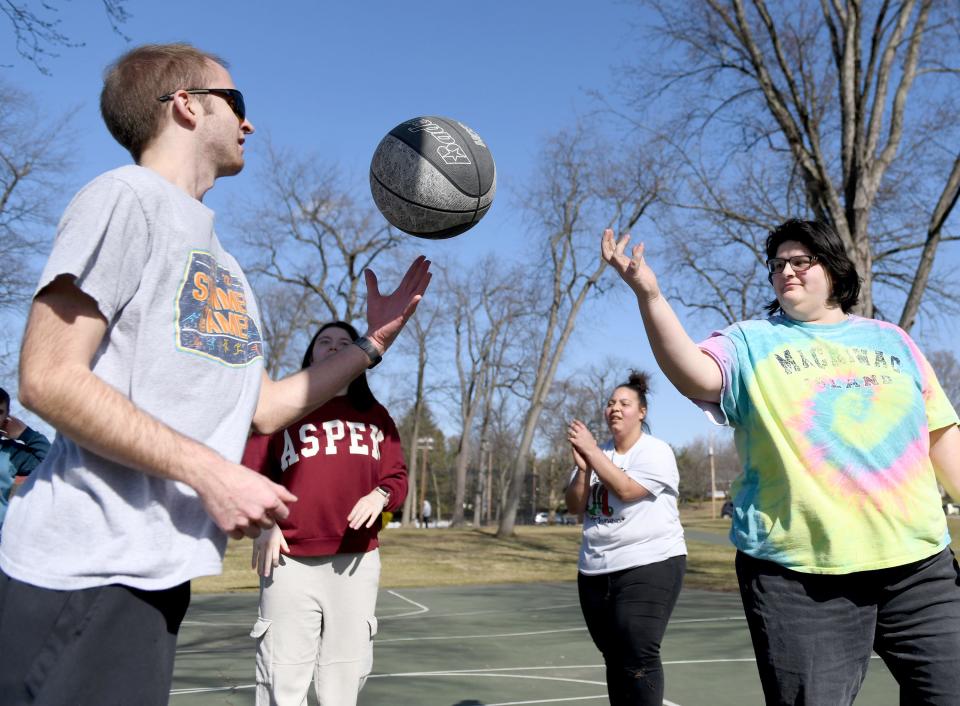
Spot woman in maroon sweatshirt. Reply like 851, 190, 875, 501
243, 321, 407, 706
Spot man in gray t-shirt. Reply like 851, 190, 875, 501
0, 43, 430, 706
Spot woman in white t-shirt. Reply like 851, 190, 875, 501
566, 371, 686, 706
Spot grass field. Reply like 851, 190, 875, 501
193, 509, 960, 595
196, 505, 737, 594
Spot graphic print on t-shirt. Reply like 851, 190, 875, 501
175, 250, 263, 366
586, 482, 615, 521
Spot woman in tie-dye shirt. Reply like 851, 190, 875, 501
601, 219, 960, 706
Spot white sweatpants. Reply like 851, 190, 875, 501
251, 549, 380, 706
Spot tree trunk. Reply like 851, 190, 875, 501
497, 400, 544, 536
401, 345, 427, 527
898, 153, 960, 331
497, 260, 606, 537
449, 432, 472, 526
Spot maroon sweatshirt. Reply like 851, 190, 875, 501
241, 396, 407, 556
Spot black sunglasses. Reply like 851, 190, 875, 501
157, 88, 246, 122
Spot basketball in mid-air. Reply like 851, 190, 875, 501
369, 116, 496, 239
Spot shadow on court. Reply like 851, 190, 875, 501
171, 583, 899, 706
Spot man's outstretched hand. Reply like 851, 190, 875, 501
364, 255, 432, 353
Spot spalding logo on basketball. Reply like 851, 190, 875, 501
369, 116, 496, 239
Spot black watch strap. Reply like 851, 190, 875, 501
353, 336, 383, 368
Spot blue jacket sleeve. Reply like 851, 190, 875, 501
8, 427, 51, 476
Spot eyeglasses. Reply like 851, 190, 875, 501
766, 255, 818, 275
157, 88, 246, 122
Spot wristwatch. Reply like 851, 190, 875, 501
353, 336, 382, 368
374, 486, 391, 502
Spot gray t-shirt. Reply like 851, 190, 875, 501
0, 165, 265, 590
573, 433, 687, 575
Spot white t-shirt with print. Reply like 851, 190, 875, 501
574, 433, 686, 575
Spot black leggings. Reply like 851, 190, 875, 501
578, 556, 685, 706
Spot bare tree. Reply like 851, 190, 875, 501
496, 127, 664, 537
533, 359, 640, 519
254, 283, 315, 377
929, 350, 960, 410
676, 434, 739, 503
490, 392, 524, 526
444, 258, 528, 526
536, 454, 570, 522
393, 298, 443, 527
0, 80, 72, 314
627, 0, 960, 328
472, 348, 524, 526
539, 359, 633, 455
0, 337, 17, 384
236, 141, 407, 341
2, 1, 130, 75
236, 142, 429, 517
537, 380, 600, 521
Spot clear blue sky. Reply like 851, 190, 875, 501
4, 1, 954, 454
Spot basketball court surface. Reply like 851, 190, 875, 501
171, 582, 900, 705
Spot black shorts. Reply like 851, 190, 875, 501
0, 570, 190, 706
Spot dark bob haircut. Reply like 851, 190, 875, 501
764, 219, 861, 316
302, 321, 376, 411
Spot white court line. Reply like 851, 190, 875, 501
368, 665, 604, 676
665, 658, 757, 665
373, 673, 606, 686
486, 697, 607, 705
184, 590, 433, 625
663, 655, 883, 666
169, 687, 670, 706
380, 589, 431, 619
364, 660, 757, 676
170, 684, 254, 695
375, 626, 588, 644
488, 698, 681, 706
383, 601, 582, 620
180, 612, 743, 630
183, 657, 829, 700
671, 616, 745, 624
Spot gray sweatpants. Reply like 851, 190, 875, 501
251, 549, 380, 706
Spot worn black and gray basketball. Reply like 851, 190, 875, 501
369, 116, 496, 239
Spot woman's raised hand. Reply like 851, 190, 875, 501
600, 228, 661, 302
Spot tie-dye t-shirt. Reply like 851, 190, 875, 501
698, 314, 959, 574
